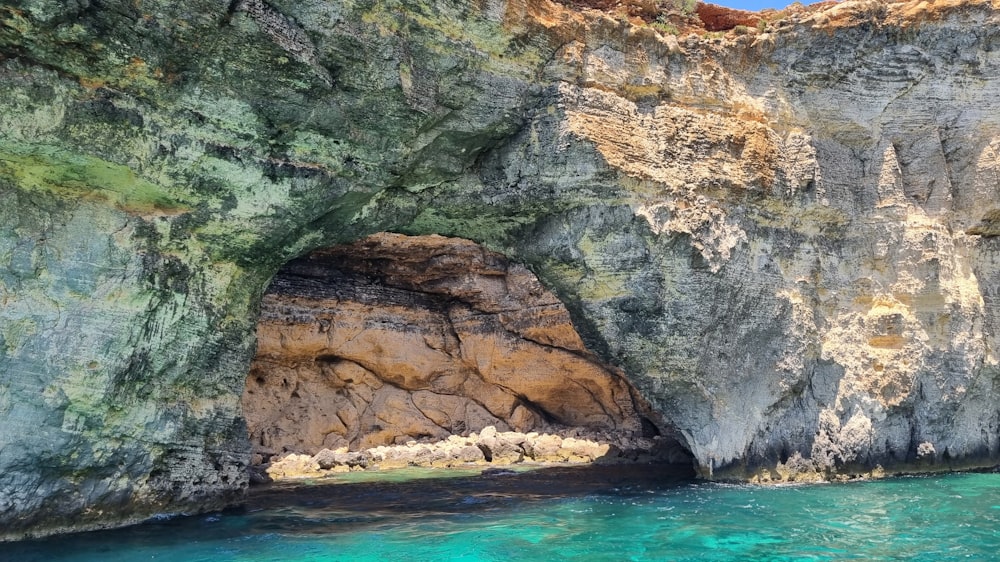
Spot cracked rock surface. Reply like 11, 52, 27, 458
2, 0, 1000, 539
244, 233, 654, 457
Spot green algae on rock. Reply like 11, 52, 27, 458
2, 0, 1000, 540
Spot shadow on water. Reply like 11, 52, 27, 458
249, 462, 695, 524
10, 469, 1000, 561
6, 462, 694, 556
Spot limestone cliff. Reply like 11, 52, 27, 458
244, 232, 653, 457
2, 0, 1000, 539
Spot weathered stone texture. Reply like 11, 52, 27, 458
243, 233, 649, 458
2, 0, 1000, 538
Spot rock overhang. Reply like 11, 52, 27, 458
242, 232, 695, 479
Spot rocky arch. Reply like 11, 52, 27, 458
242, 232, 693, 471
4, 0, 1000, 542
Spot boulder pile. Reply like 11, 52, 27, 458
258, 426, 677, 481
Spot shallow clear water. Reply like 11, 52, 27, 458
6, 466, 1000, 561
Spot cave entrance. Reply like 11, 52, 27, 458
242, 233, 693, 477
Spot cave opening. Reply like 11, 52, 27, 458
242, 232, 694, 480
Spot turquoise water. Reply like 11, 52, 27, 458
6, 466, 1000, 561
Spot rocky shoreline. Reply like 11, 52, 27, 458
255, 426, 685, 482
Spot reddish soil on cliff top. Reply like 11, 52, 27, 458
554, 0, 841, 33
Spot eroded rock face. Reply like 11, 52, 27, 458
525, 2, 1000, 480
3, 0, 1000, 539
243, 233, 653, 457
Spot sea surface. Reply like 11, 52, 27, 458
5, 465, 1000, 561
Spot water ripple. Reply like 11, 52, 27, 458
5, 468, 1000, 561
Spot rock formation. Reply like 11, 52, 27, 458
262, 425, 676, 481
244, 232, 662, 457
2, 0, 1000, 539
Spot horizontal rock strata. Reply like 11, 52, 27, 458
244, 233, 682, 464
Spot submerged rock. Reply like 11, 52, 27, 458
480, 468, 519, 477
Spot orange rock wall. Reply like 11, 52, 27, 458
244, 233, 649, 459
